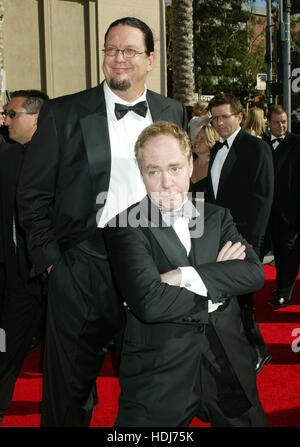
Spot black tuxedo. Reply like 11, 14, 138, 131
205, 129, 274, 369
206, 129, 274, 251
17, 82, 188, 426
104, 199, 268, 426
0, 136, 11, 315
0, 143, 43, 411
263, 132, 300, 299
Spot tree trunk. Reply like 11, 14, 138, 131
171, 0, 195, 106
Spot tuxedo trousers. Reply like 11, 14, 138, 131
194, 322, 268, 427
115, 318, 267, 427
270, 218, 299, 297
237, 293, 269, 360
41, 243, 123, 427
237, 247, 269, 361
0, 269, 43, 410
0, 264, 5, 316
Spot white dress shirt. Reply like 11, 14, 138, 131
211, 127, 241, 199
270, 133, 285, 150
97, 81, 152, 227
161, 207, 221, 313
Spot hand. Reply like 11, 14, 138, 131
160, 269, 182, 286
217, 241, 246, 262
47, 265, 53, 274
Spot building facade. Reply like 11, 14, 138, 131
1, 0, 167, 103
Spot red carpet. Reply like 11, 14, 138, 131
1, 265, 299, 427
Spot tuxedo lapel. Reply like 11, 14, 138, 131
150, 226, 191, 268
79, 84, 111, 213
189, 215, 208, 266
216, 137, 238, 201
147, 90, 176, 122
138, 198, 191, 268
273, 133, 293, 176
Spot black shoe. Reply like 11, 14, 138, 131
270, 284, 296, 306
255, 353, 272, 374
268, 296, 290, 308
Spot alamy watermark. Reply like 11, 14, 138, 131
95, 188, 205, 238
0, 328, 6, 352
291, 328, 300, 353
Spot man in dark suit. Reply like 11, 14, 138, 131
0, 104, 8, 317
104, 121, 268, 427
263, 104, 300, 307
17, 17, 188, 427
0, 90, 48, 424
205, 93, 274, 374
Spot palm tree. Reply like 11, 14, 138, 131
171, 0, 195, 106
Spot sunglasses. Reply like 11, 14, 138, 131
2, 110, 36, 119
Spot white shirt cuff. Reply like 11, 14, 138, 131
178, 266, 207, 296
178, 266, 222, 313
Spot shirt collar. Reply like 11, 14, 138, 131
220, 126, 241, 149
270, 133, 286, 141
103, 81, 148, 121
160, 198, 200, 227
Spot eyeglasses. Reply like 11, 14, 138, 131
102, 47, 147, 58
211, 113, 239, 124
2, 110, 36, 119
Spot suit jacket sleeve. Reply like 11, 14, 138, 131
244, 139, 274, 249
17, 101, 62, 276
104, 224, 206, 324
104, 207, 265, 324
195, 207, 265, 304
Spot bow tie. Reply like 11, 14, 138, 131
161, 201, 199, 226
271, 137, 283, 146
215, 140, 229, 151
114, 101, 148, 120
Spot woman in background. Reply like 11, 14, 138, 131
189, 100, 211, 143
190, 123, 219, 194
243, 106, 265, 138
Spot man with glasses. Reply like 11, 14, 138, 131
2, 93, 45, 144
17, 17, 188, 427
0, 90, 48, 424
206, 93, 274, 375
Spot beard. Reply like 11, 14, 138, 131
108, 77, 131, 91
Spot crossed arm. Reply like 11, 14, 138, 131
104, 206, 264, 324
160, 241, 246, 287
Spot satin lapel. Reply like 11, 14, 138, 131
150, 226, 191, 268
138, 199, 190, 268
273, 133, 293, 176
146, 90, 174, 122
79, 85, 111, 213
216, 133, 240, 201
189, 216, 206, 266
209, 144, 219, 166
